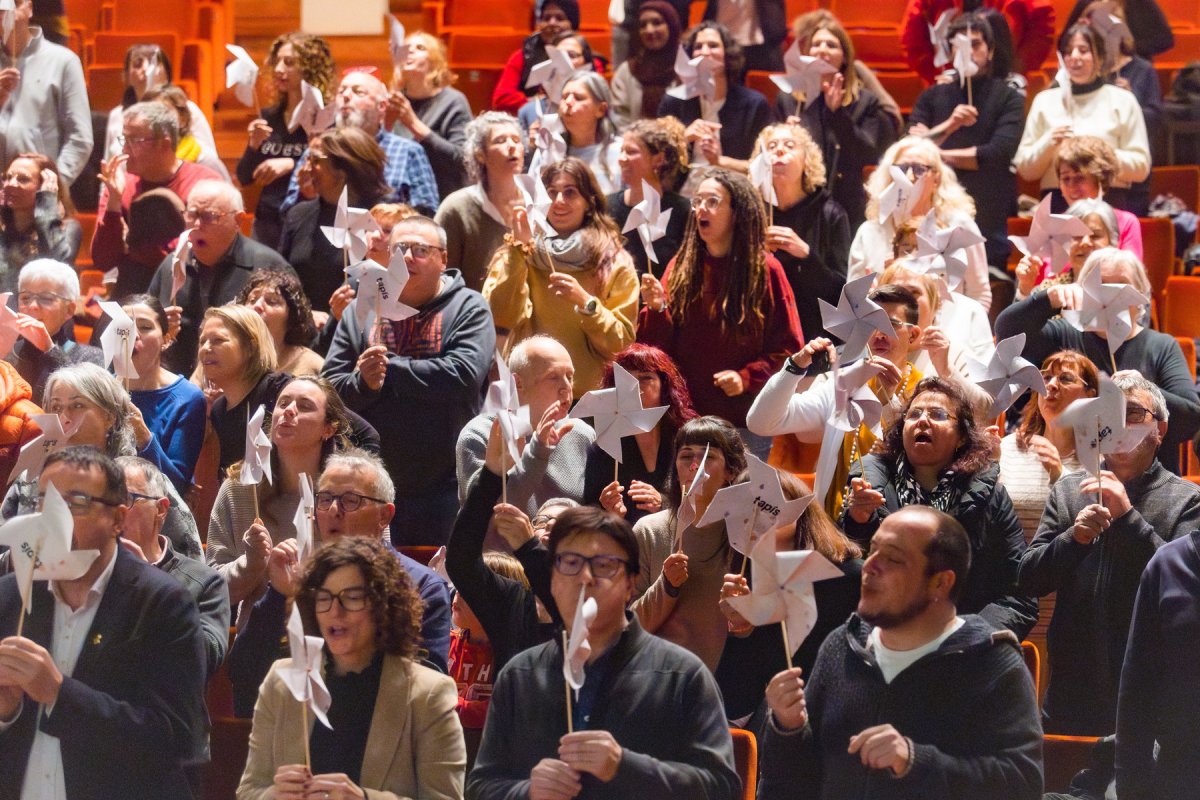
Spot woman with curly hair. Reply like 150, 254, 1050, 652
638, 168, 802, 456
238, 536, 465, 800
237, 32, 335, 249
752, 122, 850, 343
606, 117, 690, 277
483, 156, 638, 398
237, 270, 323, 377
841, 376, 1038, 640
1055, 135, 1143, 257
585, 343, 698, 524
850, 136, 992, 311
610, 0, 683, 130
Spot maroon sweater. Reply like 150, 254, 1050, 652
637, 251, 803, 427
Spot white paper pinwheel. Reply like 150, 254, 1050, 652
569, 364, 668, 463
965, 333, 1047, 417
1060, 267, 1150, 362
529, 109, 568, 173
1007, 194, 1091, 276
698, 454, 811, 558
11, 414, 74, 481
676, 443, 710, 532
749, 152, 778, 208
914, 213, 985, 294
1057, 375, 1129, 478
818, 273, 895, 362
240, 405, 272, 486
292, 472, 315, 562
1088, 3, 1130, 72
726, 535, 843, 654
1055, 52, 1074, 116
428, 545, 452, 586
666, 45, 717, 102
832, 357, 886, 434
170, 229, 192, 304
0, 292, 19, 358
514, 174, 558, 237
344, 251, 418, 329
388, 15, 407, 68
929, 8, 958, 68
281, 604, 332, 729
289, 80, 337, 135
621, 180, 673, 265
97, 300, 139, 380
484, 351, 532, 465
0, 0, 14, 47
225, 44, 260, 108
951, 31, 979, 87
769, 40, 837, 108
144, 57, 165, 93
525, 44, 576, 104
563, 585, 597, 696
0, 484, 99, 615
876, 165, 930, 227
321, 187, 380, 264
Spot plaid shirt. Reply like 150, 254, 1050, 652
280, 128, 440, 215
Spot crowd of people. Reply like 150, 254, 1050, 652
0, 0, 1198, 797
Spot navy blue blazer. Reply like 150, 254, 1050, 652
0, 546, 208, 800
657, 83, 773, 161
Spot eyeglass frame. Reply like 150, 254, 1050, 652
17, 291, 70, 307
37, 491, 123, 516
690, 195, 724, 213
554, 551, 631, 580
127, 491, 164, 505
388, 240, 445, 260
117, 134, 162, 149
1124, 403, 1162, 424
903, 407, 958, 423
894, 161, 932, 178
314, 490, 389, 512
183, 207, 233, 225
311, 585, 371, 613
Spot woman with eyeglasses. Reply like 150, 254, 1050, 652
0, 153, 79, 293
850, 136, 992, 311
841, 376, 1038, 640
637, 168, 802, 458
236, 270, 324, 377
483, 157, 638, 398
207, 373, 352, 624
238, 536, 465, 800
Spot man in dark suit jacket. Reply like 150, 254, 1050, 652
146, 179, 294, 375
0, 446, 207, 800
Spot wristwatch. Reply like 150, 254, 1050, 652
577, 297, 599, 316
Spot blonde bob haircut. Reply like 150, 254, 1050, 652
751, 122, 827, 194
201, 304, 277, 387
865, 136, 975, 227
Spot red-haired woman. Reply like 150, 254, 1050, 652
584, 343, 698, 523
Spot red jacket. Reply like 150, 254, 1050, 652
901, 0, 1056, 82
449, 628, 496, 729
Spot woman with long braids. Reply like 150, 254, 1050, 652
638, 168, 802, 458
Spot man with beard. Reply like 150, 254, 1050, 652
757, 506, 1043, 800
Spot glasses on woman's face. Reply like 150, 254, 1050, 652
554, 551, 629, 580
904, 407, 956, 423
1125, 404, 1159, 425
315, 491, 387, 512
1042, 369, 1082, 386
312, 585, 370, 613
894, 162, 931, 178
690, 195, 723, 213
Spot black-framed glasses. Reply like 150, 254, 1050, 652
690, 195, 723, 213
554, 551, 629, 580
904, 407, 957, 423
315, 490, 387, 512
127, 491, 163, 505
312, 585, 370, 613
895, 162, 932, 178
389, 241, 444, 260
38, 491, 122, 516
1125, 404, 1161, 425
183, 207, 230, 225
17, 291, 68, 307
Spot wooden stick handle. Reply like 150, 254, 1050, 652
563, 630, 574, 734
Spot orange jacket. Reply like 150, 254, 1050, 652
0, 360, 42, 485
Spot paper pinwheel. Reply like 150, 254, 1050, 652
929, 8, 958, 68
749, 152, 778, 208
698, 454, 810, 558
832, 357, 886, 434
818, 273, 896, 362
769, 40, 837, 108
170, 229, 192, 304
876, 165, 930, 227
1007, 194, 1091, 276
97, 300, 139, 380
1060, 266, 1150, 362
1088, 3, 1130, 73
666, 45, 717, 102
143, 57, 165, 94
621, 180, 673, 266
225, 44, 260, 109
483, 351, 532, 465
282, 604, 332, 729
515, 174, 558, 237
0, 484, 99, 622
321, 187, 380, 264
570, 364, 668, 462
525, 44, 576, 104
344, 250, 418, 329
388, 15, 407, 69
563, 584, 597, 695
913, 213, 985, 294
1057, 375, 1130, 478
1055, 52, 1073, 116
676, 443, 710, 532
289, 80, 337, 135
726, 535, 843, 655
529, 109, 568, 173
0, 292, 19, 358
965, 333, 1047, 417
292, 472, 315, 563
11, 414, 74, 481
951, 31, 979, 87
240, 405, 273, 486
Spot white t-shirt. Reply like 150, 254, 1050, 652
869, 616, 965, 684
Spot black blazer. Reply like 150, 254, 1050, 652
0, 547, 208, 800
658, 82, 773, 161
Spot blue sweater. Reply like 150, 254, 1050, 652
131, 374, 206, 494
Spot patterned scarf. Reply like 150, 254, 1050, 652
893, 453, 964, 513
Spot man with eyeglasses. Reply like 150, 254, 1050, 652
0, 446, 207, 799
224, 449, 451, 717
324, 215, 493, 547
91, 101, 223, 276
116, 456, 229, 678
468, 505, 740, 800
145, 179, 293, 374
1019, 370, 1200, 736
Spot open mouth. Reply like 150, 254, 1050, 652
913, 430, 934, 444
